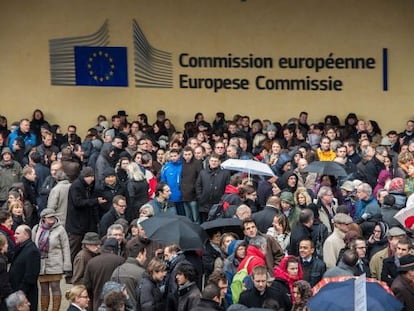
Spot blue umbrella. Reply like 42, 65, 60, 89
307, 278, 403, 311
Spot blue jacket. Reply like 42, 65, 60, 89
8, 128, 36, 151
354, 195, 381, 220
160, 159, 182, 202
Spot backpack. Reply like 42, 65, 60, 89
231, 256, 255, 304
207, 194, 233, 221
207, 202, 225, 221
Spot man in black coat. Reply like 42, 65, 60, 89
289, 208, 314, 256
239, 265, 291, 310
364, 146, 387, 188
65, 167, 107, 264
382, 236, 411, 287
298, 238, 326, 287
196, 153, 230, 223
99, 195, 127, 238
94, 167, 127, 219
193, 284, 223, 311
9, 225, 41, 311
252, 196, 281, 233
83, 238, 125, 311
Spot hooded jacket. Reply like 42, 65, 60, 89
32, 217, 72, 275
160, 158, 183, 202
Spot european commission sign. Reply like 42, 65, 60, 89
49, 20, 389, 92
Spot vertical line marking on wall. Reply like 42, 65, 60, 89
382, 48, 388, 91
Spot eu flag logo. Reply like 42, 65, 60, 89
74, 46, 128, 87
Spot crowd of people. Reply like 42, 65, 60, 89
1, 109, 414, 311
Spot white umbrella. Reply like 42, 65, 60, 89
394, 205, 414, 229
221, 159, 275, 177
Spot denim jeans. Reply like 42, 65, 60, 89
173, 202, 185, 216
183, 201, 200, 224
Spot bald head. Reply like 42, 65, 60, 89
266, 196, 281, 209
15, 225, 31, 244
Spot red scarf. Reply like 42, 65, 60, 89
0, 224, 16, 244
274, 255, 303, 304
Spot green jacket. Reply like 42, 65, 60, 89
0, 160, 22, 201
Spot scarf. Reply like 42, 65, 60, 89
38, 221, 54, 258
0, 224, 16, 244
273, 255, 303, 304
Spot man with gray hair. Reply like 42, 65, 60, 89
5, 291, 30, 311
355, 183, 382, 238
106, 223, 126, 257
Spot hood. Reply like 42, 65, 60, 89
100, 281, 124, 299
273, 255, 303, 289
271, 152, 292, 175
100, 142, 115, 157
227, 240, 245, 258
377, 169, 392, 185
225, 184, 240, 195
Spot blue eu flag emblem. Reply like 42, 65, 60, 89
74, 46, 128, 87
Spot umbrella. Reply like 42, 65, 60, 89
201, 218, 244, 238
221, 159, 275, 177
304, 161, 348, 177
140, 214, 208, 251
307, 278, 403, 311
394, 205, 414, 229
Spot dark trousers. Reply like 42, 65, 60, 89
68, 232, 83, 265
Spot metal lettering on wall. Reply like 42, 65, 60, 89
49, 20, 389, 91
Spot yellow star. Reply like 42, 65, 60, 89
105, 76, 110, 80
109, 58, 113, 62
88, 57, 93, 62
89, 71, 94, 75
99, 77, 104, 82
109, 71, 114, 76
92, 53, 96, 57
105, 53, 109, 58
94, 75, 98, 80
87, 64, 91, 69
98, 51, 103, 56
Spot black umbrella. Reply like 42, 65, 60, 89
304, 161, 348, 177
140, 214, 208, 251
201, 218, 244, 238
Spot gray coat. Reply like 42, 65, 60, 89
47, 179, 71, 225
110, 257, 145, 306
32, 218, 72, 275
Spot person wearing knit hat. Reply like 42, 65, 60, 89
388, 177, 408, 209
280, 191, 301, 231
65, 166, 107, 270
80, 166, 95, 178
0, 147, 22, 205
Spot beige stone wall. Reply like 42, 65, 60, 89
1, 0, 413, 135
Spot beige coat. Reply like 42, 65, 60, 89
32, 218, 72, 275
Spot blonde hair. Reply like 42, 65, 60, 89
294, 187, 312, 206
65, 285, 87, 302
127, 163, 145, 181
8, 201, 25, 221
